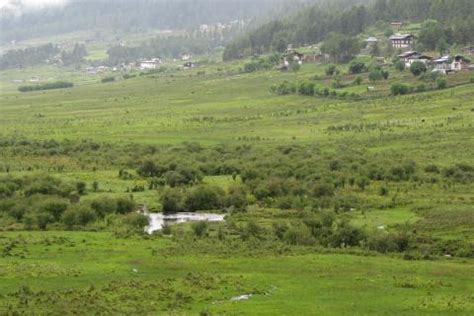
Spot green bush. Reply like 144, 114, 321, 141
18, 81, 73, 92
410, 61, 427, 77
297, 81, 315, 96
101, 76, 115, 83
393, 60, 405, 71
184, 185, 224, 211
349, 62, 367, 74
325, 64, 337, 76
436, 78, 447, 89
270, 81, 296, 95
161, 188, 184, 213
192, 221, 209, 237
391, 83, 411, 95
115, 197, 136, 214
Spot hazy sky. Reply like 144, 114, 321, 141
0, 0, 68, 12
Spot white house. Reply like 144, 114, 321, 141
398, 51, 432, 68
389, 34, 414, 49
365, 37, 378, 44
432, 55, 471, 74
140, 58, 162, 70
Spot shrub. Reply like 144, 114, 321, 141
424, 164, 440, 173
393, 60, 405, 71
192, 221, 209, 237
76, 181, 86, 195
416, 84, 426, 92
242, 62, 259, 73
353, 76, 363, 85
297, 82, 315, 96
312, 182, 334, 198
91, 197, 117, 217
330, 220, 364, 247
18, 81, 73, 92
123, 212, 149, 229
410, 61, 427, 77
101, 76, 115, 83
39, 197, 68, 221
270, 81, 296, 95
116, 197, 136, 214
161, 188, 184, 213
184, 185, 224, 211
391, 83, 411, 95
367, 230, 411, 253
283, 224, 315, 245
369, 69, 383, 83
349, 62, 366, 74
226, 185, 248, 210
325, 64, 337, 76
436, 78, 447, 89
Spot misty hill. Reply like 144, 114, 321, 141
0, 0, 308, 44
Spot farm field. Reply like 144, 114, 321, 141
1, 231, 473, 315
0, 57, 473, 315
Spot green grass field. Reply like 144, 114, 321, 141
1, 231, 473, 315
0, 59, 473, 314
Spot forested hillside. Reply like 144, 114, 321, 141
224, 0, 474, 59
0, 0, 305, 44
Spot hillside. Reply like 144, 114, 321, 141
0, 1, 473, 314
1, 52, 473, 314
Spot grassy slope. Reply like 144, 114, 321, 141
1, 231, 473, 315
0, 61, 473, 314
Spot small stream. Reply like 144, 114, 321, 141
145, 212, 225, 234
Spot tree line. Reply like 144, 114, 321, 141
224, 0, 474, 60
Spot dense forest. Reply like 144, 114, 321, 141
0, 42, 87, 70
224, 0, 474, 60
0, 0, 309, 44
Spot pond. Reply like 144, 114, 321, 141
145, 212, 226, 234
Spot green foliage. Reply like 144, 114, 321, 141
161, 188, 184, 213
270, 81, 296, 95
0, 43, 59, 70
321, 32, 360, 63
101, 76, 115, 83
18, 81, 73, 92
410, 61, 427, 77
349, 62, 367, 74
325, 64, 337, 76
393, 60, 405, 72
184, 185, 224, 211
368, 69, 383, 83
192, 221, 209, 237
436, 78, 447, 90
391, 83, 411, 95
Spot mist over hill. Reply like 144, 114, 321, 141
0, 0, 312, 44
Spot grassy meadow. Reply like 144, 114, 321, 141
0, 58, 473, 314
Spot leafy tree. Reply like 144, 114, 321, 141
161, 188, 184, 213
410, 61, 427, 77
349, 62, 367, 74
321, 32, 360, 63
369, 69, 383, 83
184, 185, 224, 211
76, 182, 86, 195
391, 83, 411, 95
116, 198, 136, 214
437, 78, 447, 89
394, 60, 405, 71
325, 64, 337, 76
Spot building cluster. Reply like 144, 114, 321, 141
364, 24, 473, 74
